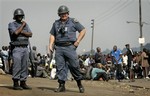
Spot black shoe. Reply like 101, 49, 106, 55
54, 84, 65, 92
13, 79, 23, 90
13, 85, 23, 90
20, 84, 32, 90
20, 81, 32, 90
78, 85, 84, 93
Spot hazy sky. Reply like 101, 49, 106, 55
0, 0, 150, 54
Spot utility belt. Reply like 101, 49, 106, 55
10, 41, 28, 48
55, 41, 74, 46
14, 45, 28, 48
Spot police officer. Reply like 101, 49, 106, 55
49, 5, 86, 93
8, 8, 32, 90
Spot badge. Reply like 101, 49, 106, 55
65, 27, 68, 31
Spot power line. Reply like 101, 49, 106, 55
95, 0, 135, 25
85, 0, 135, 31
85, 0, 125, 29
95, 0, 129, 21
94, 0, 123, 20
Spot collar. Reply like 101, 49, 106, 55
59, 17, 70, 24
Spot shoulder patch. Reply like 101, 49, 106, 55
55, 19, 59, 22
72, 18, 79, 23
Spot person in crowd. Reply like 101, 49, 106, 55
95, 47, 103, 64
132, 52, 143, 78
91, 63, 109, 81
1, 46, 9, 73
0, 50, 6, 75
31, 46, 39, 77
88, 55, 95, 66
125, 44, 135, 82
111, 45, 123, 82
122, 54, 129, 79
36, 62, 49, 78
50, 64, 57, 79
141, 48, 149, 79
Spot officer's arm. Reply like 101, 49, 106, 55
75, 29, 86, 46
21, 31, 32, 37
49, 34, 55, 52
21, 23, 32, 37
14, 21, 26, 35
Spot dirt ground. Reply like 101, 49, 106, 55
0, 74, 150, 96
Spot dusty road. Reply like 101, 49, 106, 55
0, 75, 150, 96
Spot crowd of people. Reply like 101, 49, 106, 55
1, 44, 150, 82
78, 45, 150, 82
0, 45, 54, 78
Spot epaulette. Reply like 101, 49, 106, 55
55, 19, 59, 22
71, 18, 79, 23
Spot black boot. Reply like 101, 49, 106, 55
20, 81, 32, 90
13, 79, 23, 90
54, 83, 66, 92
54, 80, 65, 92
76, 80, 84, 93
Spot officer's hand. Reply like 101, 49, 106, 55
49, 46, 54, 53
22, 21, 26, 27
74, 41, 79, 48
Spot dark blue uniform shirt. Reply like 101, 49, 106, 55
50, 17, 84, 43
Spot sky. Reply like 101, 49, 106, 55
0, 0, 150, 55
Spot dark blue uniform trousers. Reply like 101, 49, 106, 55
12, 47, 29, 81
55, 45, 83, 82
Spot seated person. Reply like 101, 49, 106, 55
36, 63, 49, 78
91, 63, 109, 81
79, 63, 87, 79
0, 56, 6, 75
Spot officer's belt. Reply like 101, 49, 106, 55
14, 45, 28, 48
55, 42, 74, 46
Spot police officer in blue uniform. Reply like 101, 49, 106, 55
49, 5, 86, 93
8, 8, 32, 90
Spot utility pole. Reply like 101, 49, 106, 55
127, 0, 145, 51
139, 0, 143, 51
91, 19, 94, 55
